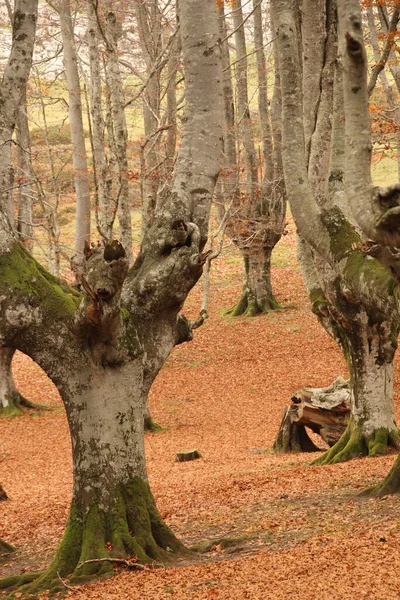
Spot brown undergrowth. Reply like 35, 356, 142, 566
1, 217, 400, 599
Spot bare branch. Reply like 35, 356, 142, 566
367, 7, 400, 96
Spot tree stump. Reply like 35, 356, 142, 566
273, 377, 350, 453
176, 450, 201, 462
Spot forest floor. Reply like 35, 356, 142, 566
2, 216, 400, 599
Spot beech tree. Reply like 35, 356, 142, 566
272, 0, 400, 463
219, 0, 286, 317
0, 0, 222, 595
0, 0, 38, 418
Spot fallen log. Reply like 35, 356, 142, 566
273, 377, 350, 453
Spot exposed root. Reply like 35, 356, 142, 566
144, 416, 163, 433
0, 538, 16, 559
312, 421, 400, 465
225, 289, 282, 318
0, 394, 49, 418
0, 572, 41, 591
13, 477, 187, 597
362, 452, 400, 497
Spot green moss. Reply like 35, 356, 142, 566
309, 287, 329, 316
0, 538, 16, 557
321, 206, 360, 261
0, 572, 40, 591
344, 251, 398, 309
0, 394, 49, 418
144, 416, 163, 432
7, 477, 185, 596
0, 244, 81, 319
121, 310, 141, 358
313, 421, 400, 465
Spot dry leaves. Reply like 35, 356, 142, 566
1, 217, 400, 599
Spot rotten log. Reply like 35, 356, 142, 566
273, 377, 350, 453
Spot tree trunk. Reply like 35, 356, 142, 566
86, 0, 114, 243
104, 9, 133, 264
0, 1, 222, 596
0, 348, 38, 416
314, 312, 400, 465
226, 248, 281, 317
0, 538, 15, 558
274, 377, 350, 453
58, 0, 91, 264
0, 483, 7, 501
26, 364, 182, 593
15, 90, 33, 250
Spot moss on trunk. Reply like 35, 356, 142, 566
6, 477, 185, 597
312, 419, 400, 465
0, 538, 15, 558
0, 394, 48, 418
226, 251, 282, 317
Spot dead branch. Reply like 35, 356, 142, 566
76, 557, 156, 571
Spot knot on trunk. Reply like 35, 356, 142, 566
77, 241, 128, 327
128, 217, 203, 314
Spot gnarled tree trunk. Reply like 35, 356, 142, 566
272, 0, 400, 463
0, 0, 222, 595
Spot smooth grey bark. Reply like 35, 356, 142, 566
223, 0, 286, 317
338, 0, 400, 247
0, 0, 222, 593
0, 348, 38, 415
86, 0, 114, 242
133, 0, 162, 233
367, 6, 400, 180
58, 0, 91, 264
272, 0, 400, 463
15, 89, 34, 250
0, 0, 38, 238
103, 8, 133, 264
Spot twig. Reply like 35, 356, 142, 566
57, 570, 76, 591
76, 557, 155, 571
190, 202, 235, 330
219, 1, 262, 45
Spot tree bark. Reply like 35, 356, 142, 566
226, 248, 281, 317
86, 0, 114, 242
274, 377, 350, 453
0, 348, 41, 416
0, 0, 222, 594
58, 0, 91, 264
272, 0, 400, 464
223, 0, 285, 317
15, 89, 34, 250
103, 8, 133, 264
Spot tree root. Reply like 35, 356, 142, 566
0, 538, 16, 559
225, 289, 282, 318
144, 416, 163, 433
9, 478, 187, 597
0, 572, 41, 591
362, 452, 400, 497
0, 394, 49, 418
312, 421, 400, 465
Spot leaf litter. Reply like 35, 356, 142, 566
1, 217, 400, 599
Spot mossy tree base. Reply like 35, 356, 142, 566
225, 289, 282, 318
362, 453, 400, 497
312, 420, 400, 465
11, 477, 185, 597
0, 538, 16, 558
0, 394, 49, 418
144, 416, 162, 433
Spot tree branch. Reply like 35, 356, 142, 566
367, 6, 400, 96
